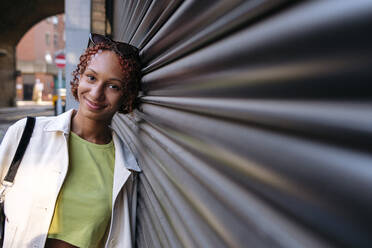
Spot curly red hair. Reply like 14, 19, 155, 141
70, 42, 141, 114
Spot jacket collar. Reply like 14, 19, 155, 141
44, 109, 141, 172
44, 109, 75, 134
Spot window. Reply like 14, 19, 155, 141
45, 32, 50, 46
53, 34, 58, 47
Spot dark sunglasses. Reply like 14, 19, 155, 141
88, 33, 139, 57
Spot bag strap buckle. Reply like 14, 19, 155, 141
0, 181, 13, 203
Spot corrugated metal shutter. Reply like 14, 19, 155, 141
110, 0, 372, 247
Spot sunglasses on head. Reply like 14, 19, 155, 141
88, 33, 139, 57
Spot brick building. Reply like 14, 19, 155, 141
16, 14, 65, 101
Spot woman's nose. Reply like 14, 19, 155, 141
90, 83, 105, 100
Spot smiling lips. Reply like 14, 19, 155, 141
84, 97, 106, 110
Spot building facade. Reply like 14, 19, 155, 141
16, 14, 65, 101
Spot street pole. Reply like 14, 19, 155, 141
57, 68, 62, 115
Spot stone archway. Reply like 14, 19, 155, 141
0, 0, 64, 106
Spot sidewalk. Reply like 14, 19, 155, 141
0, 101, 53, 113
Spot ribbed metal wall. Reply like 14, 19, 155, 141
110, 0, 372, 247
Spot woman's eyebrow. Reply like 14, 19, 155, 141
109, 78, 124, 83
86, 68, 97, 74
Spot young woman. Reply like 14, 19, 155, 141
0, 33, 141, 248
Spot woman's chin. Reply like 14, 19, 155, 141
78, 106, 114, 122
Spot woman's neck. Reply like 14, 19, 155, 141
71, 110, 112, 144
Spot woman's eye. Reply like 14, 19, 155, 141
86, 75, 96, 81
108, 84, 121, 91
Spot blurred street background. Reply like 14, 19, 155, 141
0, 11, 66, 143
0, 102, 53, 142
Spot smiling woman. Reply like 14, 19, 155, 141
0, 33, 142, 248
74, 51, 129, 131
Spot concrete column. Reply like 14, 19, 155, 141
0, 45, 16, 107
65, 0, 91, 110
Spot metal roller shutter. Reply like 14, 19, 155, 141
110, 0, 372, 247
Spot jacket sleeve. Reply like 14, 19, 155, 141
0, 119, 27, 181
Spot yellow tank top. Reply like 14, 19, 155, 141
47, 132, 115, 248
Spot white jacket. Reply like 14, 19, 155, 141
0, 109, 141, 248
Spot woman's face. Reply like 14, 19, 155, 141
77, 50, 125, 122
